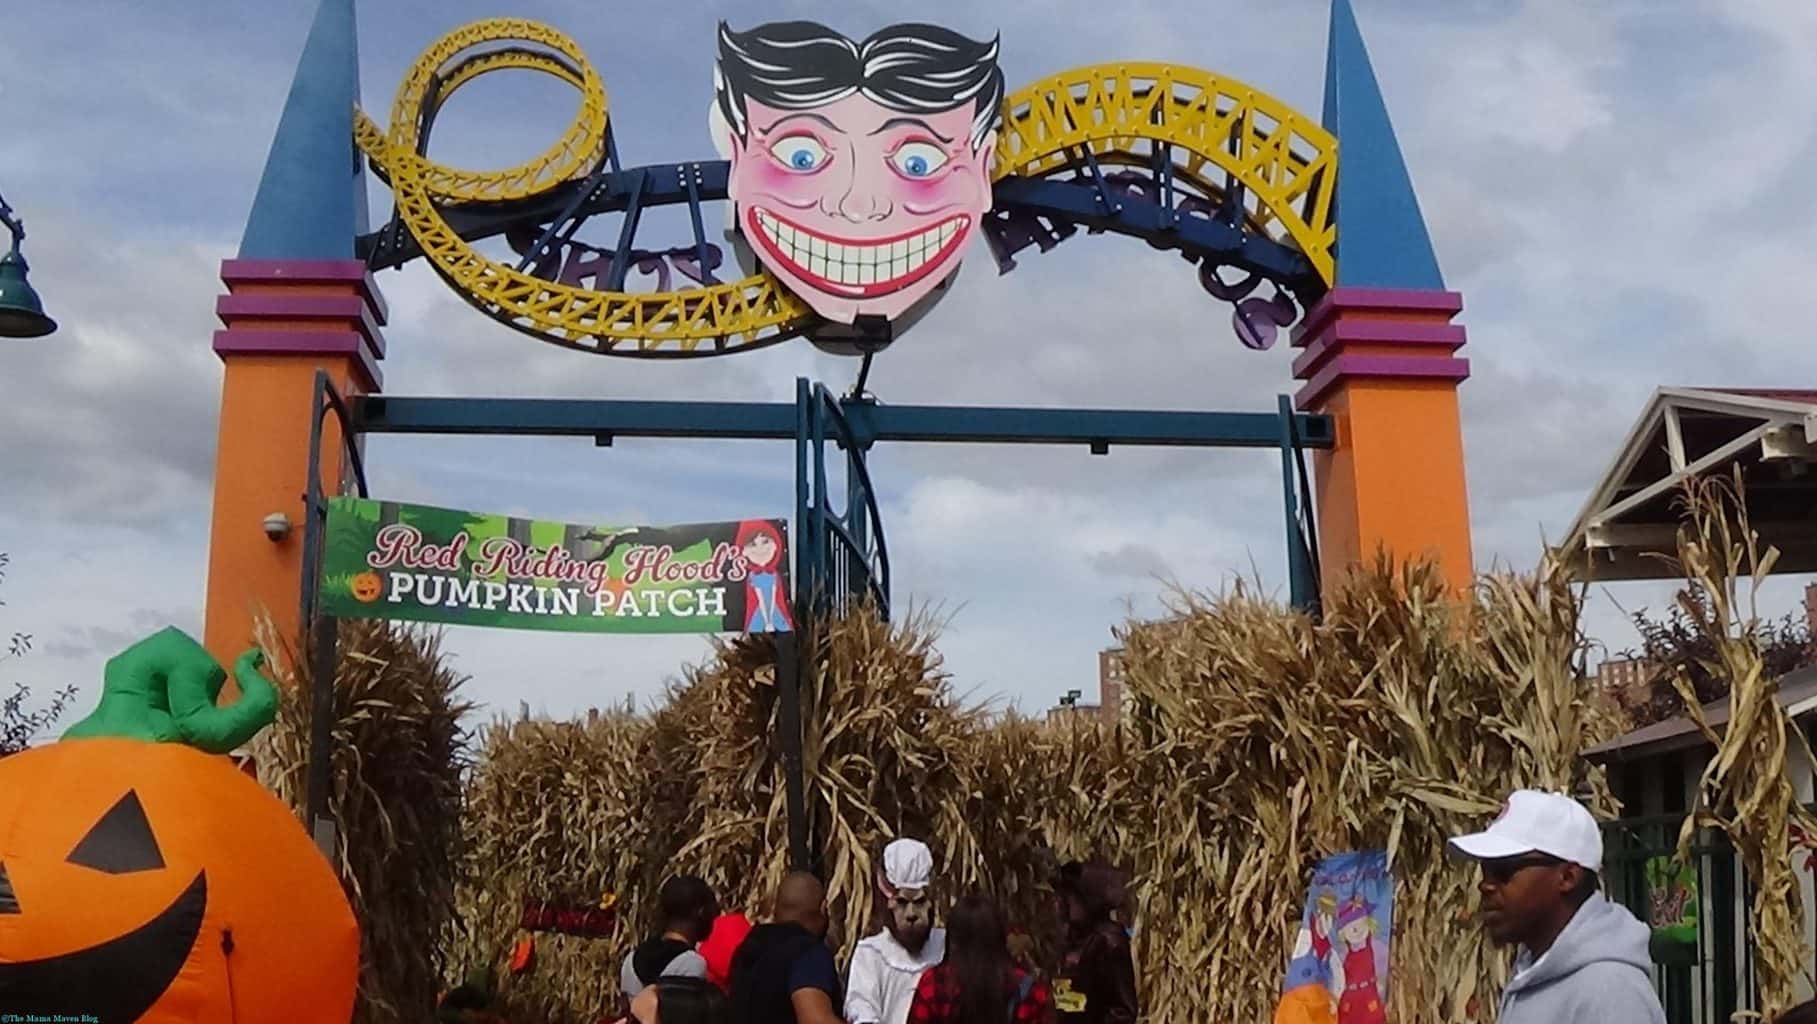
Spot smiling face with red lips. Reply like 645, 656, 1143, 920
732, 95, 994, 323
715, 21, 1004, 327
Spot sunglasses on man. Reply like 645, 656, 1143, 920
1479, 854, 1565, 885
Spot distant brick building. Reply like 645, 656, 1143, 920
1098, 647, 1126, 720
1046, 646, 1127, 724
1597, 656, 1653, 693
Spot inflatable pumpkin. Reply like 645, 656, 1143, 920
0, 627, 359, 1022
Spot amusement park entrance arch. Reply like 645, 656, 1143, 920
204, 1, 1476, 868
294, 368, 1331, 866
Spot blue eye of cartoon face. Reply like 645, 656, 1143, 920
769, 136, 828, 172
891, 142, 949, 179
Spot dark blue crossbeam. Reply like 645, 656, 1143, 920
353, 396, 1334, 450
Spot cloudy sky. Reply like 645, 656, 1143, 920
3, 0, 1815, 727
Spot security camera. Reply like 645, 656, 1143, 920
262, 512, 293, 542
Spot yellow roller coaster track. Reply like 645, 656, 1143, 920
994, 63, 1336, 285
358, 19, 1338, 356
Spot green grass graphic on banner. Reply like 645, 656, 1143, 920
318, 497, 793, 635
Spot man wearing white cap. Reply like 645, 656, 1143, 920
846, 838, 947, 1024
1449, 790, 1664, 1024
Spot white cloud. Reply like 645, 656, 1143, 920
5, 0, 1816, 728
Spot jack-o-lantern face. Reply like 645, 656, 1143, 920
0, 738, 358, 1022
350, 571, 384, 603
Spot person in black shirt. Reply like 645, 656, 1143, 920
1052, 862, 1138, 1024
622, 875, 719, 1001
730, 873, 845, 1024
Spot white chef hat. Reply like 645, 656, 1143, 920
882, 838, 934, 890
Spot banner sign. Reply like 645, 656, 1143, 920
1277, 850, 1393, 1024
319, 497, 792, 635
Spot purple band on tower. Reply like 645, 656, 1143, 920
216, 293, 386, 356
220, 258, 390, 326
1292, 288, 1469, 411
1292, 320, 1466, 378
213, 258, 387, 391
1293, 287, 1464, 348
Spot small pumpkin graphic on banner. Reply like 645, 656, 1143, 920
350, 570, 385, 603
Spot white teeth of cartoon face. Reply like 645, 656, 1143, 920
756, 210, 969, 289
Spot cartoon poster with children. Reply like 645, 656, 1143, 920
320, 497, 792, 635
1277, 851, 1392, 1024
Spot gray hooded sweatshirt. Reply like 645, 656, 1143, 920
1500, 894, 1665, 1024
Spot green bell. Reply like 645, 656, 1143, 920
0, 245, 55, 338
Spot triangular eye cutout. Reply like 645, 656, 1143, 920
67, 791, 165, 874
0, 860, 18, 913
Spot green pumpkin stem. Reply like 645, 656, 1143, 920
61, 627, 279, 753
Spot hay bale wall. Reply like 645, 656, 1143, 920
256, 618, 473, 1024
1113, 559, 1613, 1023
454, 609, 1022, 1020
451, 561, 1615, 1024
451, 712, 660, 1020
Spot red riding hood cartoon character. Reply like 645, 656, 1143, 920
1332, 896, 1385, 1024
712, 21, 1004, 335
735, 520, 792, 633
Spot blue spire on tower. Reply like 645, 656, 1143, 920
238, 0, 368, 259
1322, 0, 1444, 289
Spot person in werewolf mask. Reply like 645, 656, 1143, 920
846, 839, 947, 1024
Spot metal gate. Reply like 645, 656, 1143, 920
794, 379, 889, 618
1603, 813, 1751, 1024
300, 377, 1334, 870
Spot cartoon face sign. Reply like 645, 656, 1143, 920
715, 22, 1005, 328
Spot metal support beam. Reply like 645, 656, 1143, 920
354, 395, 1336, 450
1593, 423, 1775, 526
1762, 423, 1817, 462
359, 161, 734, 270
298, 370, 368, 870
305, 613, 339, 860
1663, 406, 1687, 472
1586, 520, 1817, 551
990, 175, 1317, 286
342, 382, 1331, 878
1278, 394, 1319, 613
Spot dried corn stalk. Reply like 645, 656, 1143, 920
1667, 471, 1817, 1017
1112, 559, 1613, 1024
255, 616, 473, 1024
446, 559, 1616, 1024
452, 711, 658, 1021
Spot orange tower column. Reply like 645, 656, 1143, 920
203, 261, 385, 663
1302, 0, 1475, 596
202, 0, 378, 666
1291, 290, 1472, 593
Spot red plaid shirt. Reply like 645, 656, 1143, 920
908, 965, 1054, 1024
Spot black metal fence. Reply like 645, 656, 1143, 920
1603, 813, 1757, 1024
